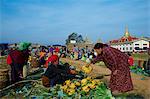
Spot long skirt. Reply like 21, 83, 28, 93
10, 63, 23, 84
109, 69, 133, 92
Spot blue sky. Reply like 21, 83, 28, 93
0, 0, 150, 45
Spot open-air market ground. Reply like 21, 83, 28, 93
0, 55, 150, 99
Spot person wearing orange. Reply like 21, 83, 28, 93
39, 49, 46, 66
39, 49, 46, 59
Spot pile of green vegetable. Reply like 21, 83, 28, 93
1, 62, 115, 99
130, 66, 150, 77
2, 73, 115, 99
51, 83, 114, 99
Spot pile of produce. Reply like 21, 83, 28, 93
82, 65, 93, 74
2, 77, 114, 99
1, 62, 114, 99
1, 71, 114, 99
130, 66, 150, 77
58, 77, 114, 99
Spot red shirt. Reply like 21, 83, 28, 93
55, 47, 60, 52
45, 57, 51, 68
128, 56, 134, 66
44, 55, 58, 68
7, 55, 12, 65
7, 50, 29, 65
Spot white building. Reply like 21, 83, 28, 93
133, 38, 149, 52
70, 39, 76, 44
109, 27, 150, 52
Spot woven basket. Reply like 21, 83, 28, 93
0, 69, 9, 89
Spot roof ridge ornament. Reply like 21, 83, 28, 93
124, 26, 130, 38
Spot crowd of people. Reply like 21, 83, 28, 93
0, 42, 149, 94
67, 45, 96, 63
4, 43, 79, 87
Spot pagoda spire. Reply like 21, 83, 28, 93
84, 35, 92, 44
97, 38, 102, 43
124, 26, 130, 37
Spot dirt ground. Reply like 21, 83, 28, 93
60, 58, 150, 99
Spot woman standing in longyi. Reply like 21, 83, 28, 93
89, 43, 133, 94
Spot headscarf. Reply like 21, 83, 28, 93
18, 42, 31, 51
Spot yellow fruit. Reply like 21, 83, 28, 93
66, 89, 70, 93
65, 80, 71, 85
68, 92, 74, 96
70, 89, 75, 93
86, 77, 91, 80
84, 88, 90, 93
97, 81, 103, 85
93, 79, 102, 85
82, 86, 90, 93
82, 66, 93, 74
89, 84, 96, 89
85, 70, 91, 74
75, 81, 80, 86
82, 86, 88, 90
86, 77, 92, 82
82, 66, 87, 71
86, 83, 91, 87
61, 85, 68, 91
67, 89, 75, 95
92, 80, 96, 84
86, 83, 95, 89
70, 83, 76, 89
81, 79, 87, 83
81, 79, 87, 86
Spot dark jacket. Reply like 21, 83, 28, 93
44, 64, 66, 79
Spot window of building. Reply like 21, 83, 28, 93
143, 47, 148, 50
130, 47, 132, 50
126, 47, 128, 50
135, 47, 140, 50
123, 47, 125, 50
120, 48, 121, 50
143, 44, 147, 45
135, 44, 139, 45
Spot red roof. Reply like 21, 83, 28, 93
110, 36, 139, 44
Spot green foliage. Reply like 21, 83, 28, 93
93, 83, 114, 99
130, 66, 150, 77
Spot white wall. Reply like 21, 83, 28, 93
111, 43, 134, 52
133, 40, 149, 51
70, 40, 76, 44
110, 39, 149, 52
